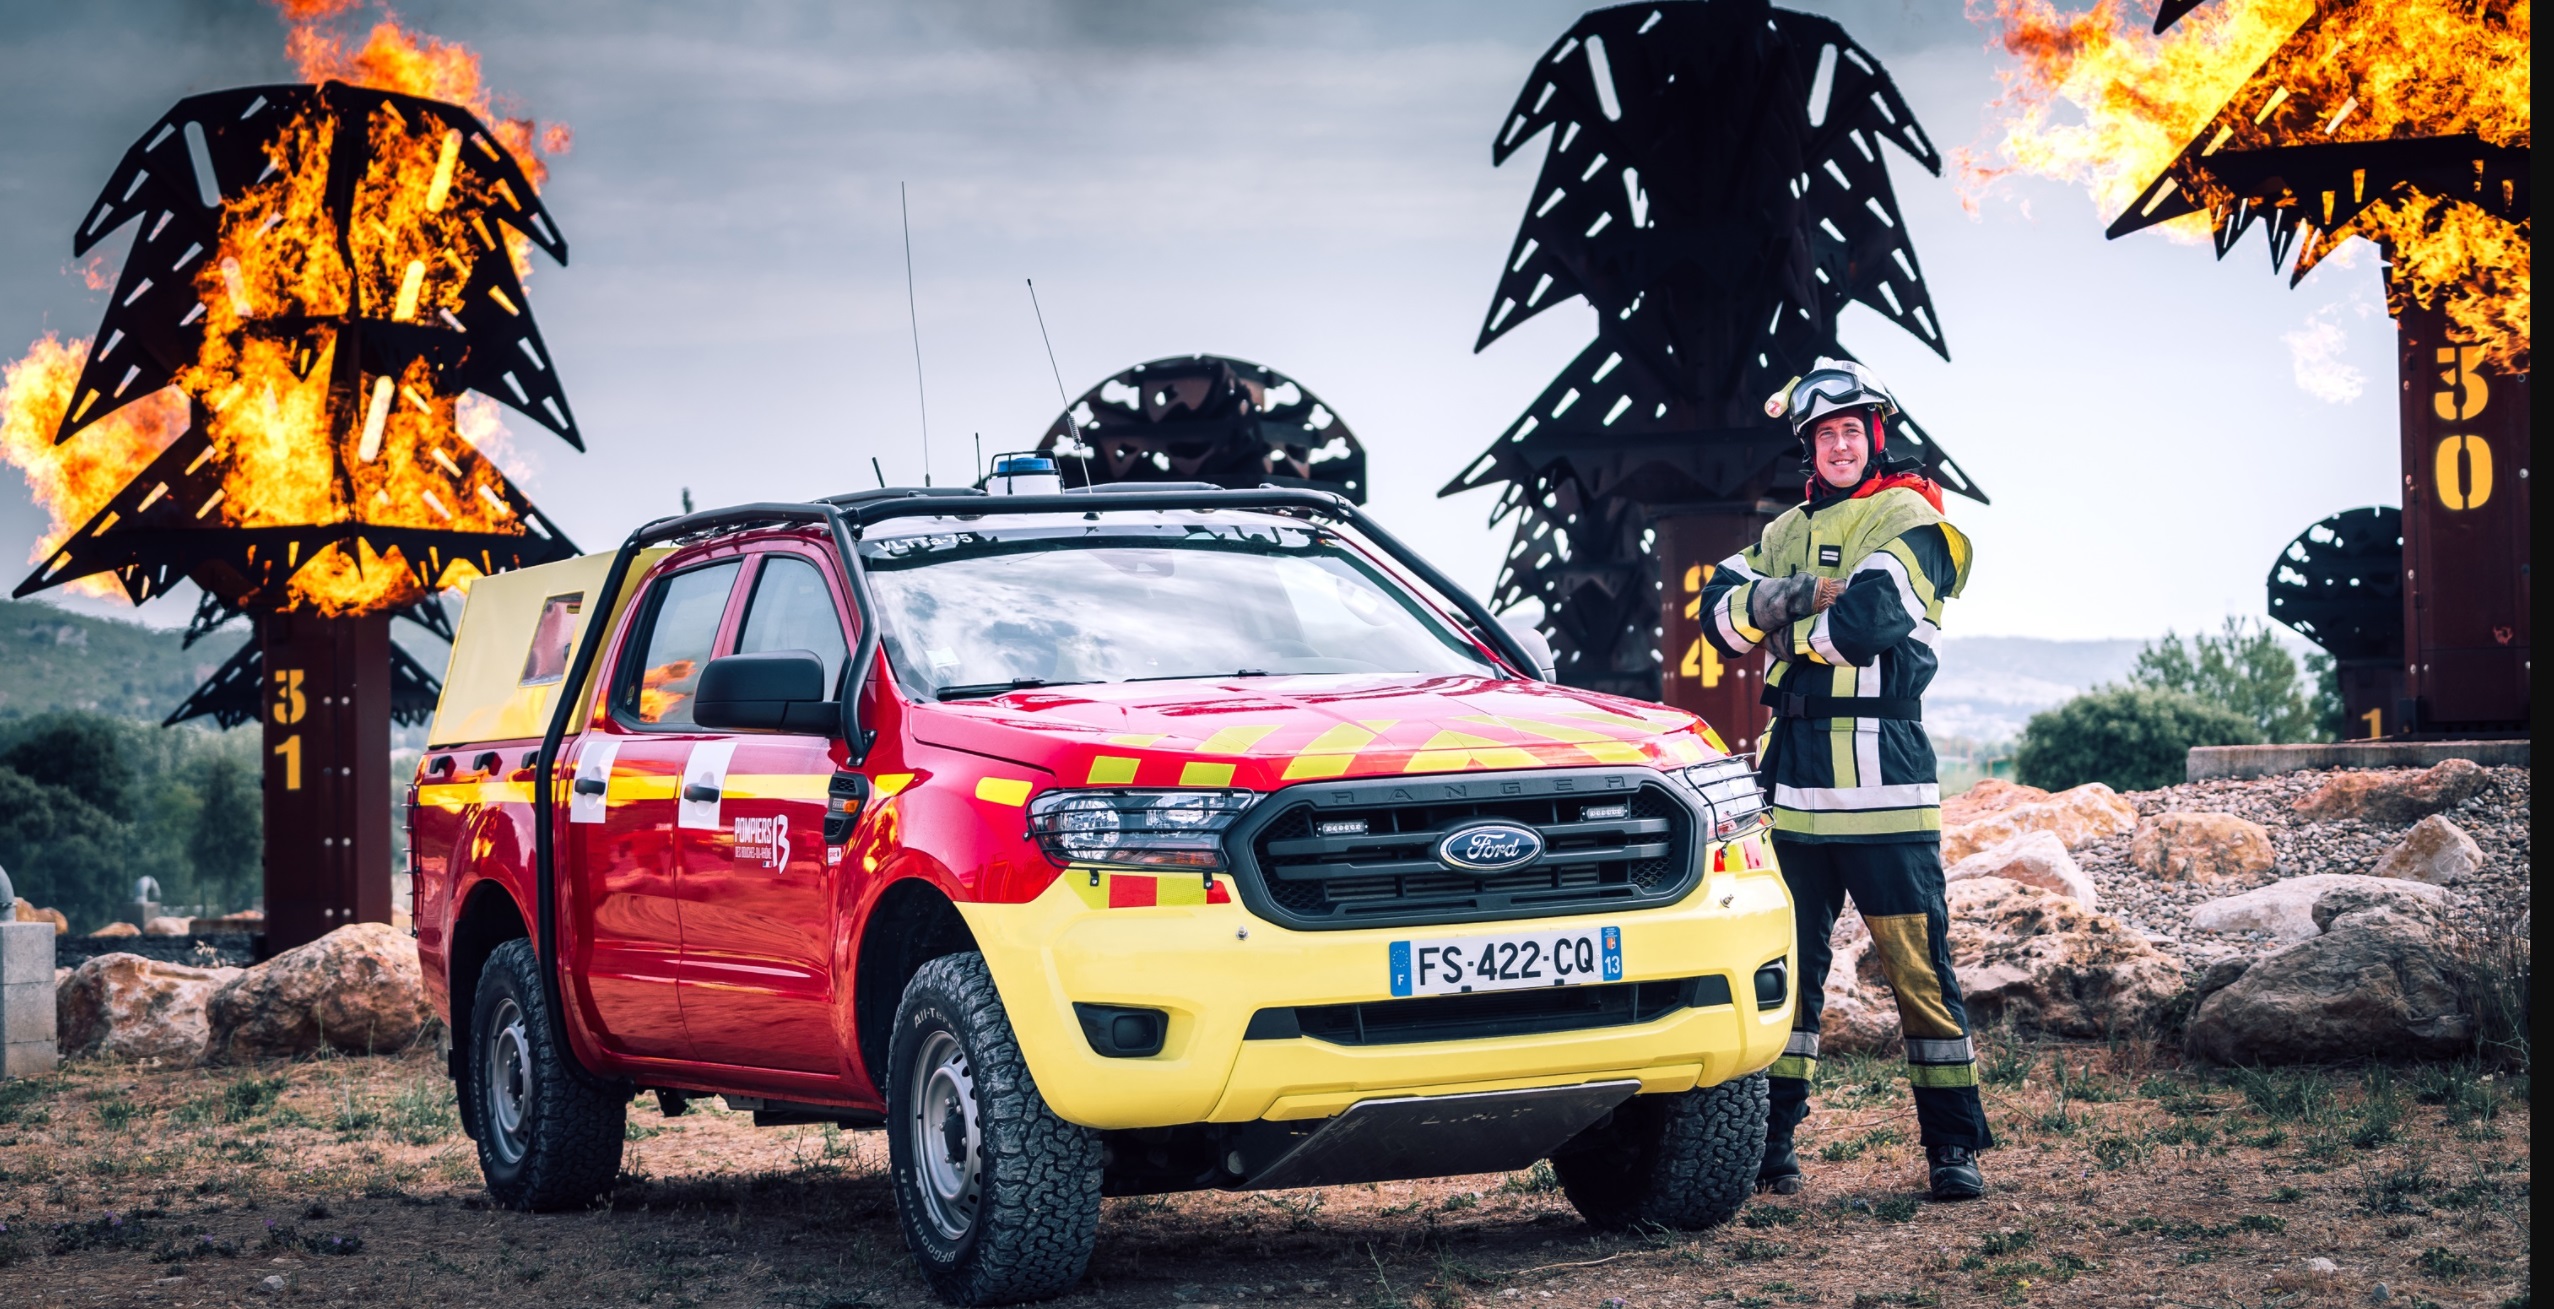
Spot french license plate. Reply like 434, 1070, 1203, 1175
1388, 926, 1622, 998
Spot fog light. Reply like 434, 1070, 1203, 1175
1073, 1003, 1168, 1058
1753, 962, 1789, 1008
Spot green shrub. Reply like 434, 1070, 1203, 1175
2015, 688, 2258, 792
2127, 617, 2323, 743
0, 709, 261, 929
2303, 651, 2346, 741
187, 754, 261, 916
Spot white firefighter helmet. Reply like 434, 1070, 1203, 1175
1762, 357, 1899, 437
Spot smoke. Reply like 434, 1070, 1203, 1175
2280, 305, 2364, 404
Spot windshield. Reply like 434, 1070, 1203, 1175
862, 520, 1497, 698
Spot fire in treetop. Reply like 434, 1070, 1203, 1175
0, 0, 579, 617
1968, 0, 2530, 368
276, 0, 573, 189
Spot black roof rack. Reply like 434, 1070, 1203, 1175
820, 486, 985, 509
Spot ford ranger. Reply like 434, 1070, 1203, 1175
410, 482, 1793, 1304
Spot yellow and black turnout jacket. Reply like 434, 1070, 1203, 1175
1696, 482, 1971, 843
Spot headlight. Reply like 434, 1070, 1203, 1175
1676, 758, 1769, 839
1027, 789, 1259, 870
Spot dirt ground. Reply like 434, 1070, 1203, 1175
0, 1038, 2528, 1309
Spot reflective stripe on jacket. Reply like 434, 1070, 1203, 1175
1696, 485, 1971, 842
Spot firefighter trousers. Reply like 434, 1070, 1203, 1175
1768, 836, 1994, 1151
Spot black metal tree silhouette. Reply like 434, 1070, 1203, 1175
1037, 354, 1366, 501
1443, 0, 1984, 739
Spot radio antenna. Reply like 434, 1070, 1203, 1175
1026, 278, 1091, 487
901, 183, 932, 487
871, 456, 886, 489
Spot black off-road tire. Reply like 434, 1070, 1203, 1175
1553, 1073, 1770, 1231
462, 939, 627, 1210
887, 952, 1102, 1305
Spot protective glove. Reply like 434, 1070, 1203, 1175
1749, 575, 1850, 629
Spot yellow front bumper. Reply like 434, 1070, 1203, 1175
955, 852, 1797, 1131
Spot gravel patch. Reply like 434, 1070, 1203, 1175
2073, 766, 2531, 968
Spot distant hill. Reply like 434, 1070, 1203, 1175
2, 597, 455, 738
1929, 635, 2150, 743
0, 598, 245, 723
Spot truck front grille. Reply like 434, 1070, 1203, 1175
1243, 974, 1731, 1046
1226, 768, 1701, 930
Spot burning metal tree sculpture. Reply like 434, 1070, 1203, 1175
1037, 355, 1365, 501
1443, 0, 1985, 733
2098, 0, 2530, 735
10, 80, 582, 949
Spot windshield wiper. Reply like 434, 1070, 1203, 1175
1122, 668, 1270, 682
935, 678, 1089, 701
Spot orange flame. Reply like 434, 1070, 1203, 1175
0, 335, 189, 597
279, 2, 560, 190
2359, 194, 2529, 365
0, 0, 564, 615
1963, 0, 2311, 235
1970, 0, 2531, 367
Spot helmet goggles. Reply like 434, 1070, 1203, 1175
1764, 356, 1899, 437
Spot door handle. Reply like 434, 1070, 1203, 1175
683, 783, 723, 803
573, 778, 607, 796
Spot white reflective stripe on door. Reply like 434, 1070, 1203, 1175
569, 737, 621, 825
677, 740, 737, 830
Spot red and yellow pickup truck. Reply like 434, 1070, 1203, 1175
411, 483, 1792, 1305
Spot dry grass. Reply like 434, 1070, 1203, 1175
0, 1037, 2529, 1308
2444, 901, 2532, 1073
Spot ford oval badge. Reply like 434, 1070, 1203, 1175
1436, 822, 1545, 873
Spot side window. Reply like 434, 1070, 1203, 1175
735, 556, 852, 694
519, 592, 584, 686
619, 561, 742, 728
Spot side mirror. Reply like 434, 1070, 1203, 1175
694, 650, 839, 733
1497, 616, 1558, 681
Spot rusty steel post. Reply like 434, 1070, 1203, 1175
2395, 308, 2531, 736
259, 612, 393, 954
1654, 509, 1779, 753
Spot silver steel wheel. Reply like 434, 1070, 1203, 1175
907, 1028, 982, 1243
483, 995, 533, 1166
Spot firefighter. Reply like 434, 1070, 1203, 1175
1696, 357, 1988, 1202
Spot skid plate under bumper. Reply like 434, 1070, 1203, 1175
1236, 1079, 1639, 1190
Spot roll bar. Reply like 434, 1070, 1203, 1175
527, 486, 1536, 1079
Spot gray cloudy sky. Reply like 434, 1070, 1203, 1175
0, 0, 2403, 641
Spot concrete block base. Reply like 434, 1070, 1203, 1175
2187, 740, 2531, 783
1, 920, 58, 1079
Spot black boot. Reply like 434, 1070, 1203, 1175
1926, 1145, 1983, 1201
1758, 1136, 1802, 1195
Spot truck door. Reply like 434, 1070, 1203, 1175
574, 558, 744, 1062
675, 551, 854, 1074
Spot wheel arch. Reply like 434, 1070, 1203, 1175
854, 877, 980, 1095
447, 878, 530, 1095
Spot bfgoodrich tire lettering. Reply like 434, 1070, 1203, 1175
463, 938, 626, 1210
1553, 1072, 1769, 1230
887, 952, 1102, 1305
